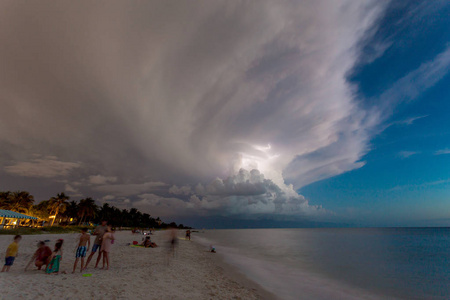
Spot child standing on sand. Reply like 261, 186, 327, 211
46, 239, 63, 274
98, 226, 114, 270
1, 235, 22, 272
72, 228, 90, 273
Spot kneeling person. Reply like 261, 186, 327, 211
25, 241, 52, 271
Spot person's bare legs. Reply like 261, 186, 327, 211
94, 251, 102, 269
44, 259, 50, 271
101, 251, 105, 269
1, 265, 9, 272
72, 258, 79, 273
104, 252, 109, 270
84, 251, 95, 269
80, 257, 85, 272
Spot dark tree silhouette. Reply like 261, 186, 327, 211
0, 190, 191, 229
78, 198, 97, 225
49, 193, 70, 226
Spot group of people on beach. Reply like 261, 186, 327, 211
2, 220, 115, 274
3, 222, 198, 274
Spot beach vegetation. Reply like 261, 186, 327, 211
48, 193, 70, 226
0, 190, 191, 232
0, 191, 34, 214
77, 197, 96, 225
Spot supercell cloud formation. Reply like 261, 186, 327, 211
2, 1, 447, 221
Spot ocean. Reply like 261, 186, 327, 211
194, 228, 450, 299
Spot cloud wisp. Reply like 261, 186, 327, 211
88, 175, 118, 185
394, 115, 429, 126
4, 156, 81, 178
435, 149, 450, 155
398, 151, 420, 159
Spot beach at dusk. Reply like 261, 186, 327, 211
0, 231, 273, 300
3, 228, 448, 299
1, 0, 450, 299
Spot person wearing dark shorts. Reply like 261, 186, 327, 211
5, 256, 15, 266
76, 246, 87, 258
73, 230, 89, 274
84, 221, 107, 269
91, 243, 101, 253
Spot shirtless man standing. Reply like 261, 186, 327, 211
84, 220, 108, 269
73, 228, 91, 273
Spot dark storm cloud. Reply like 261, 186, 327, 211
7, 1, 447, 219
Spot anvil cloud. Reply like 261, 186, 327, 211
1, 0, 425, 220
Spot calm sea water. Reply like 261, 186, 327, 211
194, 228, 450, 300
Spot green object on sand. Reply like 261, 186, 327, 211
82, 273, 92, 277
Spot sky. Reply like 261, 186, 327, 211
0, 0, 449, 228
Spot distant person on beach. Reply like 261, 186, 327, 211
166, 226, 178, 264
25, 241, 52, 271
46, 239, 63, 274
142, 236, 158, 248
185, 230, 191, 241
73, 228, 91, 273
85, 220, 108, 269
170, 227, 177, 253
98, 226, 115, 270
144, 236, 152, 247
2, 235, 21, 272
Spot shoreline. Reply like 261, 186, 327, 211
0, 231, 274, 299
190, 236, 278, 300
194, 230, 389, 300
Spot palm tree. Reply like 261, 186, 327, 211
49, 193, 69, 226
0, 190, 184, 228
29, 204, 49, 220
109, 206, 122, 227
9, 191, 34, 214
142, 213, 151, 227
0, 191, 34, 213
97, 203, 114, 223
78, 198, 97, 225
121, 209, 130, 227
64, 201, 79, 224
0, 191, 12, 210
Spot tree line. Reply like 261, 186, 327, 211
0, 191, 190, 229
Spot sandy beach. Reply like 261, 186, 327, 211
0, 231, 273, 300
